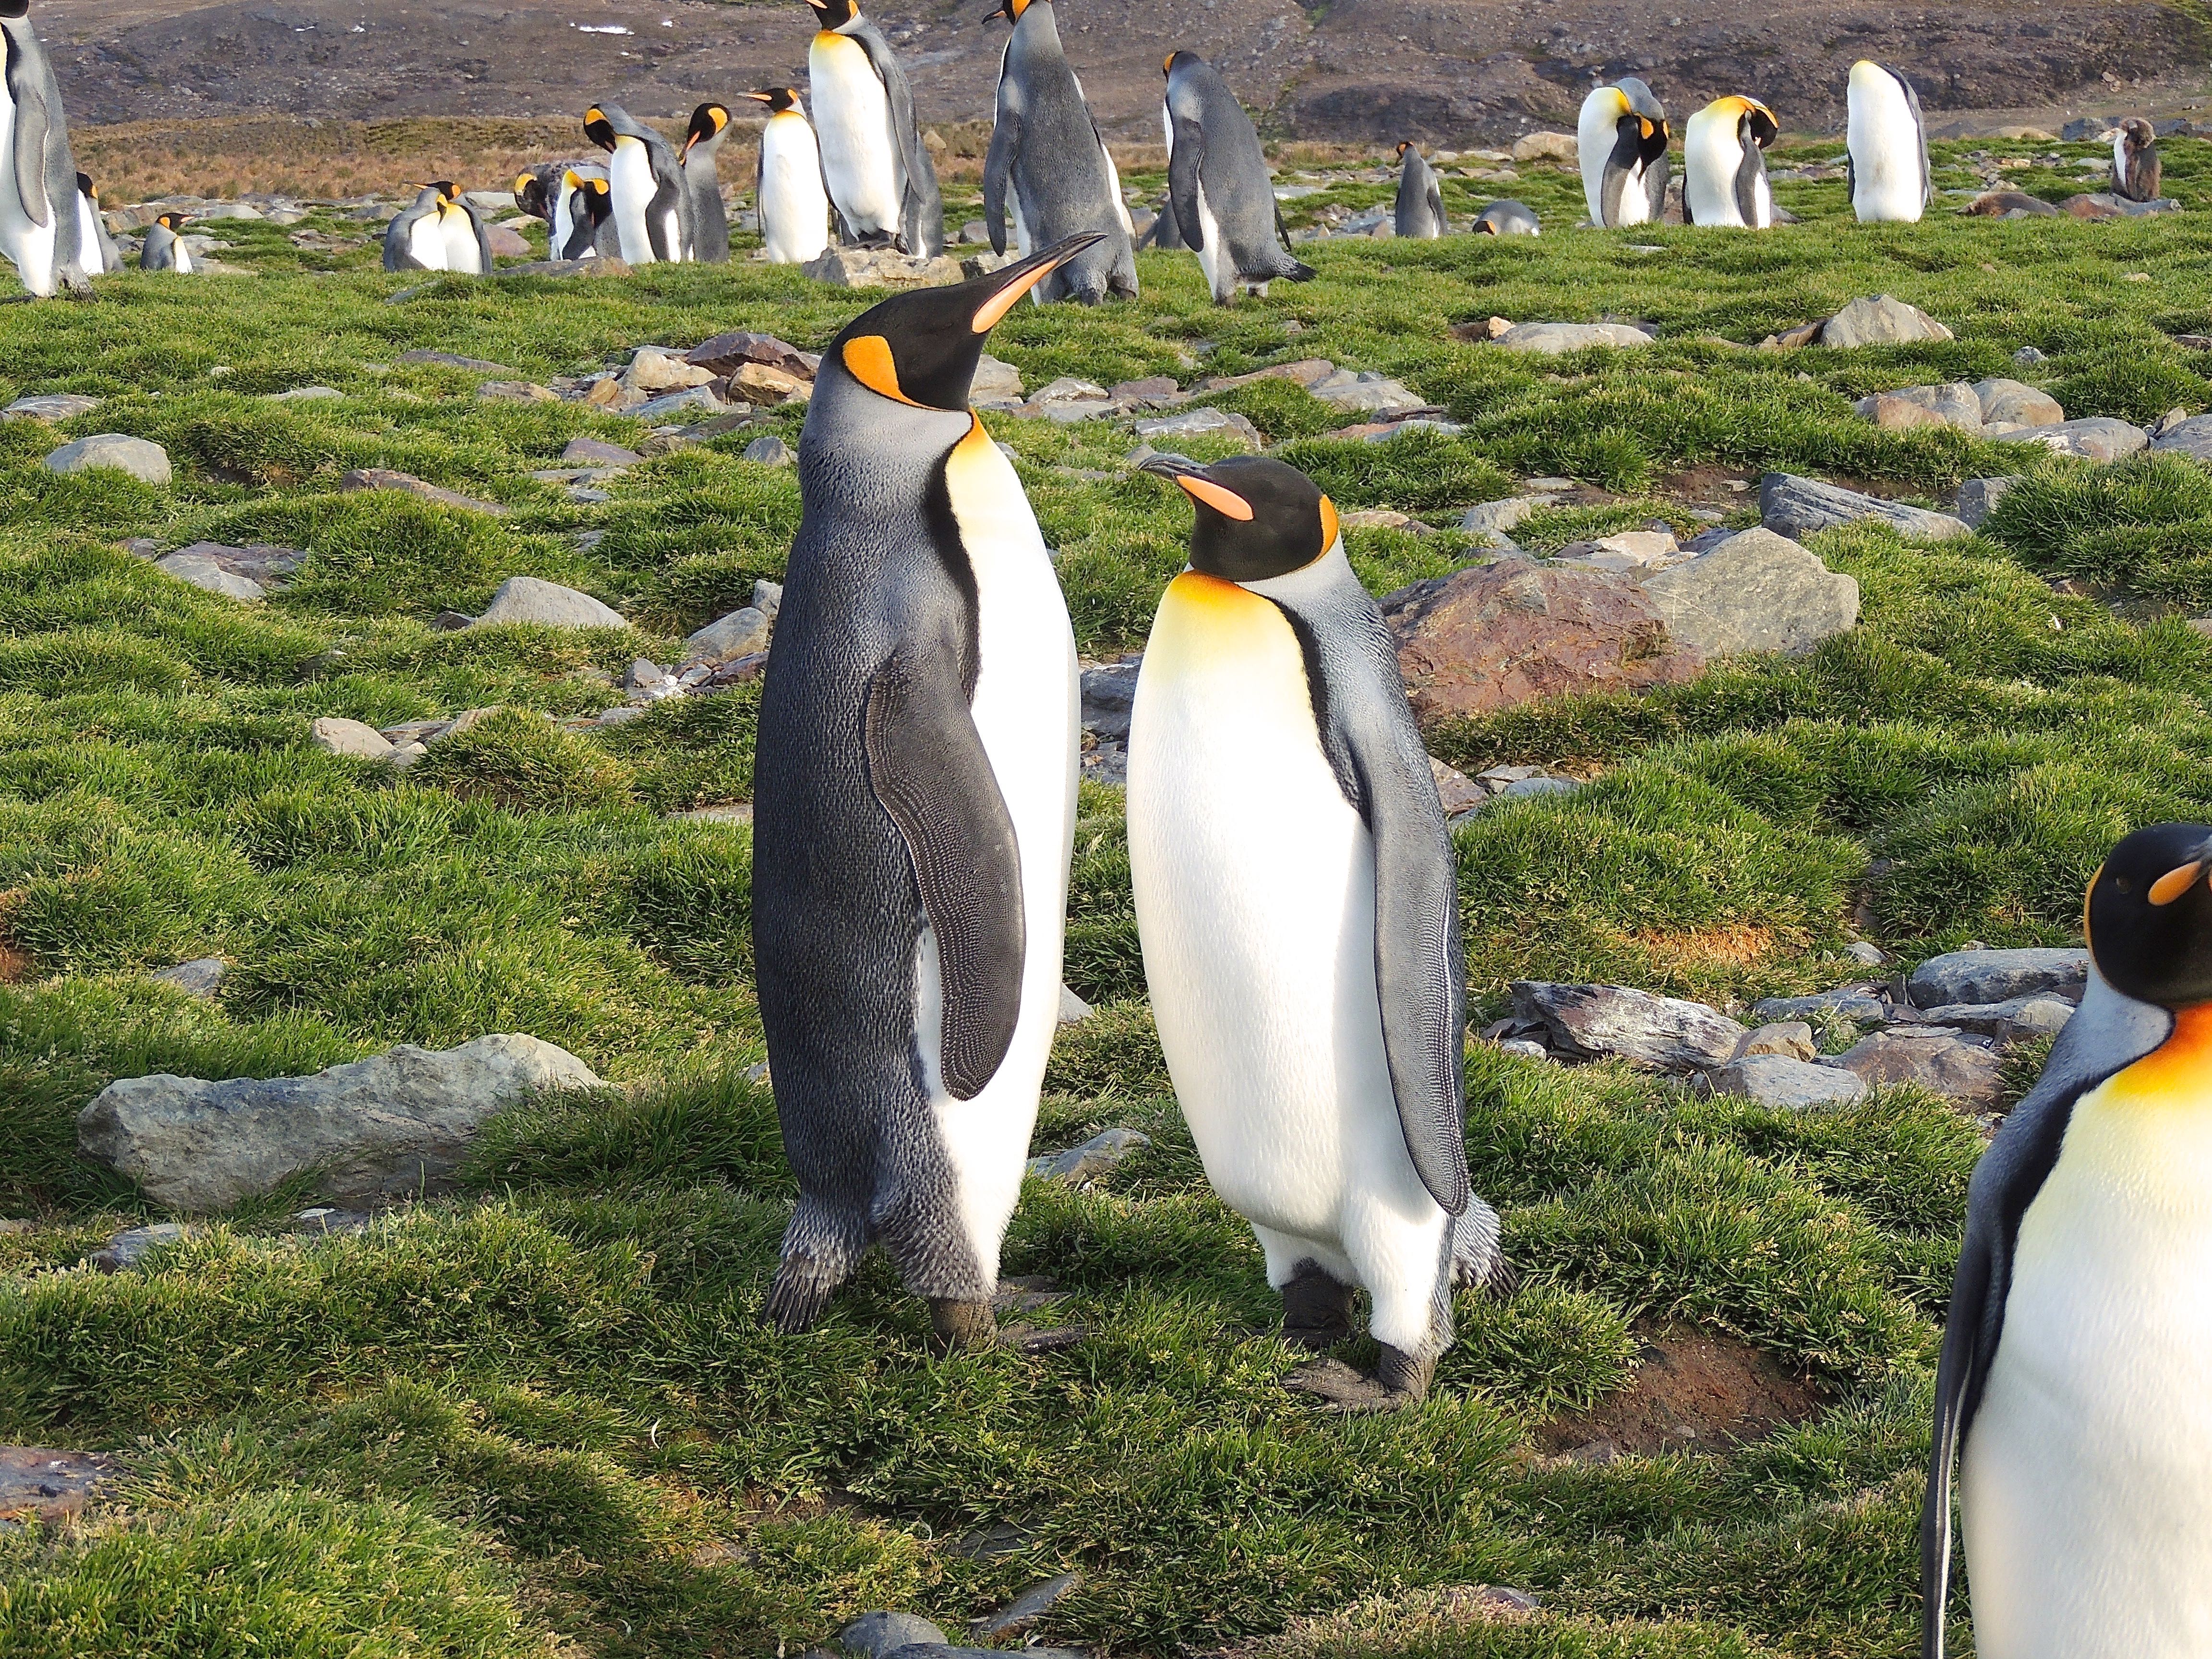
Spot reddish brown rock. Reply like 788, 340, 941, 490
1382, 559, 1704, 721
685, 330, 818, 381
0, 1447, 117, 1526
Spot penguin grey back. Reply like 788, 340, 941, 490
381, 185, 441, 271
1, 0, 87, 296
1393, 143, 1445, 238
1473, 198, 1539, 236
1163, 52, 1313, 287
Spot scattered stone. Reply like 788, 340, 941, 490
288, 1205, 374, 1237
1028, 1127, 1150, 1184
1991, 417, 2149, 463
1430, 757, 1490, 816
562, 436, 641, 467
1460, 495, 1556, 536
1057, 984, 1094, 1024
151, 958, 226, 999
2014, 346, 2048, 366
309, 716, 396, 758
972, 1573, 1081, 1639
971, 353, 1025, 405
432, 609, 474, 631
687, 331, 817, 380
1843, 941, 1888, 967
1973, 378, 2065, 428
88, 1221, 196, 1272
1820, 1026, 2005, 1106
338, 468, 506, 515
77, 1034, 604, 1212
637, 386, 726, 421
1081, 656, 1140, 743
44, 433, 171, 485
1758, 473, 1972, 543
1917, 995, 2075, 1045
1509, 982, 1746, 1072
263, 385, 344, 403
388, 742, 429, 769
1955, 477, 2018, 530
1306, 368, 1427, 415
156, 552, 264, 601
2, 392, 99, 422
753, 578, 784, 618
0, 1448, 117, 1527
1492, 322, 1655, 354
1497, 1037, 1551, 1061
1854, 392, 1955, 432
1734, 1022, 1816, 1062
1906, 946, 2088, 1008
1702, 1054, 1869, 1109
1132, 406, 1262, 449
685, 607, 771, 664
477, 381, 558, 403
1818, 295, 1954, 348
395, 350, 517, 373
471, 576, 628, 630
1511, 131, 1579, 163
838, 1611, 948, 1659
670, 802, 752, 823
1195, 358, 1335, 394
1284, 1354, 1402, 1413
1634, 527, 1860, 659
1750, 989, 1891, 1024
739, 431, 793, 467
2151, 414, 2212, 463
1557, 529, 1678, 569
721, 361, 813, 407
802, 246, 964, 289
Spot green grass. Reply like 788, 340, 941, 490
3, 133, 2212, 1654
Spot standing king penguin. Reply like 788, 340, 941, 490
139, 210, 192, 272
681, 101, 733, 263
1846, 61, 1930, 223
382, 182, 493, 273
1162, 51, 1315, 304
982, 0, 1136, 304
2115, 118, 2162, 204
1393, 141, 1446, 239
805, 0, 944, 257
1922, 823, 2212, 1658
1126, 453, 1507, 1405
1578, 77, 1670, 228
1683, 96, 1779, 228
754, 234, 1105, 1348
0, 0, 87, 298
585, 103, 691, 263
74, 172, 119, 272
747, 88, 831, 265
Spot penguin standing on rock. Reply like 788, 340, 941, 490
140, 211, 192, 272
1923, 823, 2212, 1659
1126, 453, 1508, 1408
74, 173, 119, 272
805, 0, 944, 257
1846, 60, 1930, 223
2115, 118, 2162, 204
1162, 51, 1315, 304
682, 101, 733, 263
0, 0, 87, 298
1393, 142, 1445, 239
1578, 77, 1670, 227
747, 88, 831, 264
1683, 96, 1779, 228
586, 103, 691, 263
753, 234, 1106, 1349
382, 182, 493, 273
983, 0, 1136, 304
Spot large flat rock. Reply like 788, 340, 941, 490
1634, 528, 1859, 659
1907, 947, 2089, 1008
1510, 981, 1746, 1072
1760, 473, 1972, 543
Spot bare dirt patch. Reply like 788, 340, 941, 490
1538, 1323, 1827, 1460
1634, 924, 1797, 980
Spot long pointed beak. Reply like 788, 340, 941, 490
1137, 450, 1254, 519
1137, 450, 1208, 484
967, 232, 1107, 332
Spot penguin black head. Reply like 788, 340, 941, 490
1734, 97, 1779, 149
1166, 49, 1204, 79
156, 212, 187, 231
806, 0, 858, 28
1609, 78, 1670, 166
830, 232, 1105, 412
76, 172, 95, 199
745, 87, 800, 113
584, 107, 617, 151
685, 102, 731, 153
421, 180, 459, 205
0, 0, 27, 20
1395, 140, 1413, 158
2087, 824, 2212, 1009
1139, 454, 1340, 583
513, 172, 548, 217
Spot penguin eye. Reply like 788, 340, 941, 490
2116, 876, 2135, 895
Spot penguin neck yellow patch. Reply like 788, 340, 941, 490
1146, 571, 1308, 694
2105, 1002, 2212, 1106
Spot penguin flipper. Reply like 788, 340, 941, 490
982, 107, 1019, 257
8, 58, 52, 231
1426, 178, 1444, 236
863, 646, 1025, 1101
469, 205, 494, 274
853, 23, 943, 256
1167, 116, 1206, 251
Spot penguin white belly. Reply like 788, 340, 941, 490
1191, 180, 1227, 301
1611, 161, 1653, 227
1685, 126, 1742, 227
812, 33, 902, 238
2114, 130, 2130, 186
608, 143, 660, 263
1849, 84, 1924, 222
1576, 98, 1615, 225
552, 190, 578, 254
1749, 167, 1773, 229
407, 210, 445, 271
0, 86, 57, 298
171, 239, 193, 274
440, 208, 483, 273
1961, 1053, 2212, 1659
916, 419, 1078, 1270
75, 193, 104, 273
761, 121, 831, 264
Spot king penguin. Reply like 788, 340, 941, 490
2115, 118, 2162, 204
681, 101, 733, 262
1923, 823, 2212, 1659
1578, 77, 1670, 228
1125, 452, 1507, 1406
982, 0, 1135, 304
747, 88, 832, 264
74, 172, 119, 272
381, 181, 493, 273
1683, 96, 1779, 228
1393, 141, 1446, 239
805, 0, 944, 257
0, 0, 87, 299
559, 169, 618, 259
585, 103, 691, 262
139, 210, 192, 273
753, 233, 1105, 1348
1846, 61, 1930, 223
1473, 199, 1539, 236
1162, 51, 1315, 305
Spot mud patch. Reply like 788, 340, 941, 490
1536, 1323, 1827, 1460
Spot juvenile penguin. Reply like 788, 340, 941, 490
753, 234, 1105, 1347
1845, 60, 1930, 223
0, 0, 87, 299
2115, 117, 2162, 204
139, 210, 192, 273
1125, 453, 1507, 1405
681, 100, 733, 262
805, 0, 944, 256
747, 88, 831, 264
1922, 823, 2212, 1659
585, 103, 691, 263
1578, 77, 1670, 227
1472, 199, 1539, 236
381, 181, 493, 273
1393, 141, 1446, 239
1162, 51, 1315, 304
1683, 96, 1779, 228
74, 173, 119, 272
982, 0, 1136, 304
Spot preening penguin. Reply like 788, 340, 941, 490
0, 0, 87, 299
585, 103, 691, 263
805, 0, 944, 256
1578, 77, 1670, 228
982, 0, 1137, 304
2115, 118, 2162, 204
1846, 60, 1930, 223
753, 234, 1105, 1349
1472, 199, 1539, 236
1393, 142, 1446, 239
381, 181, 493, 273
1126, 452, 1507, 1406
1162, 51, 1315, 304
543, 168, 615, 259
747, 88, 831, 265
139, 211, 192, 273
1922, 823, 2212, 1659
681, 101, 733, 262
1683, 96, 1779, 228
74, 173, 119, 272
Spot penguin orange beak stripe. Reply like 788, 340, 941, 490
968, 231, 1108, 332
1171, 474, 1255, 520
2152, 861, 2205, 905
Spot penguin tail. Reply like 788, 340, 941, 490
1280, 255, 1317, 283
764, 1268, 833, 1333
1448, 1197, 1512, 1297
765, 1198, 866, 1331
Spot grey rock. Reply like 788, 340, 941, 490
388, 742, 429, 769
338, 468, 507, 515
0, 1447, 116, 1527
1973, 378, 2064, 427
1493, 321, 1655, 353
1703, 1054, 1869, 1109
2013, 346, 2048, 366
1057, 984, 1095, 1024
1132, 406, 1263, 449
1460, 495, 1555, 536
1306, 368, 1425, 414
1633, 527, 1859, 658
151, 957, 227, 999
1993, 417, 2149, 463
1819, 295, 1953, 348
637, 386, 726, 421
1820, 1025, 2006, 1106
1749, 989, 1890, 1025
396, 350, 517, 373
1028, 1127, 1150, 1184
1955, 477, 2019, 530
2, 392, 99, 422
839, 1611, 948, 1659
1081, 656, 1141, 741
802, 246, 964, 289
1843, 940, 1888, 966
1509, 982, 1745, 1072
1759, 473, 1972, 543
624, 347, 716, 394
1917, 994, 2076, 1044
972, 1572, 1082, 1639
264, 385, 345, 403
752, 579, 783, 618
685, 606, 771, 663
972, 353, 1025, 404
1907, 946, 2088, 1008
561, 436, 641, 466
44, 433, 171, 485
1733, 1021, 1817, 1062
472, 576, 628, 630
156, 552, 264, 601
2151, 414, 2212, 463
77, 1034, 604, 1212
1497, 1037, 1551, 1060
88, 1222, 195, 1273
742, 434, 793, 467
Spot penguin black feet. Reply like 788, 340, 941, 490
926, 1297, 998, 1352
1279, 1261, 1356, 1350
1375, 1344, 1436, 1404
1284, 1346, 1435, 1412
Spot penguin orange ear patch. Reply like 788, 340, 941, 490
1173, 474, 1254, 521
842, 336, 921, 406
1319, 495, 1339, 551
2152, 861, 2205, 906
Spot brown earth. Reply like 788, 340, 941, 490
1537, 1322, 1827, 1458
31, 0, 2212, 147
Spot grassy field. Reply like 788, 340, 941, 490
4, 130, 2212, 1655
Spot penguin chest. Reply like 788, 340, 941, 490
760, 120, 830, 262
439, 207, 482, 273
1848, 84, 1923, 220
1685, 126, 1743, 227
1963, 1051, 2212, 1658
407, 209, 445, 270
1127, 573, 1392, 1235
607, 144, 660, 263
811, 33, 901, 231
0, 74, 53, 292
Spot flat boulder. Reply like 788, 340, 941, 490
44, 433, 170, 485
1461, 494, 1558, 536
686, 330, 818, 380
1633, 527, 1859, 659
1027, 1127, 1150, 1184
309, 716, 395, 758
3, 392, 99, 422
685, 606, 771, 663
1853, 383, 1981, 432
1509, 981, 1746, 1071
339, 468, 507, 515
1493, 322, 1655, 354
1991, 417, 2148, 463
1906, 946, 2088, 1008
1819, 1026, 2006, 1107
1702, 1054, 1868, 1109
623, 347, 716, 394
1973, 378, 2064, 428
1306, 368, 1427, 414
2152, 414, 2212, 462
1133, 406, 1262, 449
471, 576, 628, 630
1819, 295, 1953, 348
1751, 988, 1892, 1025
77, 1034, 603, 1211
802, 246, 963, 289
1916, 994, 2075, 1045
156, 551, 264, 601
970, 353, 1024, 405
1759, 473, 1971, 543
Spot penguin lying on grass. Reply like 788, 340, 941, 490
1393, 142, 1445, 239
382, 182, 493, 273
140, 212, 193, 273
1473, 199, 1539, 236
1578, 77, 1669, 228
1923, 823, 2212, 1658
1126, 453, 1508, 1407
754, 234, 1106, 1352
1162, 51, 1314, 304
